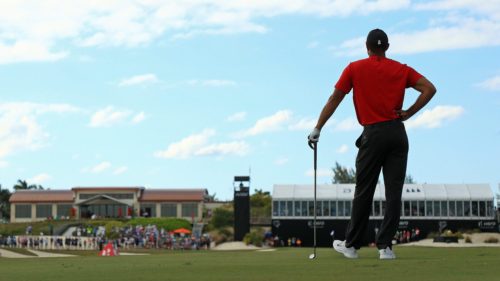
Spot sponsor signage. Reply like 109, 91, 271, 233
478, 221, 498, 230
307, 220, 325, 229
235, 191, 249, 197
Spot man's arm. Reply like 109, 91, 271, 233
396, 77, 436, 120
315, 88, 347, 130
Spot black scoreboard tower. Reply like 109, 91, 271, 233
233, 176, 250, 241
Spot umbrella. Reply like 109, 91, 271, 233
173, 228, 191, 234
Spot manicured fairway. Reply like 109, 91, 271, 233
1, 247, 499, 281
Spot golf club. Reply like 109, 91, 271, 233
308, 140, 317, 260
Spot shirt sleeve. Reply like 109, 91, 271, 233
335, 64, 353, 94
405, 65, 423, 88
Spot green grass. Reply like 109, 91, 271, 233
1, 247, 499, 281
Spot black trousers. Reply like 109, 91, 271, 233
345, 119, 408, 250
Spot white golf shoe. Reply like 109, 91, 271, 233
333, 240, 358, 259
379, 247, 396, 260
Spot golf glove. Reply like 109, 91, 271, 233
308, 128, 320, 143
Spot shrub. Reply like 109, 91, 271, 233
243, 228, 264, 247
210, 207, 234, 229
127, 218, 191, 231
210, 227, 233, 245
484, 237, 498, 243
104, 221, 124, 239
464, 236, 472, 243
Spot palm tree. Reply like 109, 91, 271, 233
13, 179, 29, 190
13, 179, 44, 190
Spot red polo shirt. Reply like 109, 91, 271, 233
335, 56, 423, 125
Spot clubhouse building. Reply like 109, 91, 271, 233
9, 187, 208, 223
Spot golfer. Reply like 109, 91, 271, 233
308, 29, 436, 259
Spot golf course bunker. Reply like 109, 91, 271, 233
212, 242, 261, 251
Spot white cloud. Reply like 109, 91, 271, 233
237, 110, 292, 137
405, 105, 465, 129
414, 0, 500, 20
227, 112, 247, 122
90, 161, 112, 173
0, 102, 80, 159
188, 79, 237, 87
132, 112, 146, 124
195, 141, 249, 157
89, 106, 132, 127
478, 75, 500, 91
119, 74, 159, 87
332, 3, 500, 56
155, 129, 248, 159
307, 41, 319, 49
305, 168, 332, 177
28, 173, 52, 185
113, 166, 128, 175
275, 157, 289, 165
334, 117, 361, 131
289, 117, 316, 131
336, 144, 349, 154
0, 1, 411, 64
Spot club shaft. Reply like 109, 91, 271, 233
313, 143, 317, 254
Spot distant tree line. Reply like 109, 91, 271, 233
332, 161, 416, 184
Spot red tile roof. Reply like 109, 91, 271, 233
140, 189, 207, 202
9, 190, 74, 203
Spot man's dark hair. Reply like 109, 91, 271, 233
366, 28, 389, 52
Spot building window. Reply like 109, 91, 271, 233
181, 203, 198, 217
140, 203, 156, 217
464, 201, 471, 216
308, 201, 314, 217
344, 201, 351, 216
338, 201, 345, 217
381, 201, 386, 216
441, 201, 448, 216
426, 201, 433, 216
15, 204, 32, 218
36, 204, 52, 218
287, 201, 293, 217
404, 201, 410, 216
374, 201, 381, 217
301, 201, 308, 217
418, 201, 425, 216
471, 201, 478, 217
80, 193, 134, 200
322, 201, 330, 217
272, 201, 279, 216
486, 201, 494, 217
449, 201, 456, 216
57, 204, 73, 218
479, 201, 486, 217
433, 201, 441, 217
456, 201, 464, 217
314, 201, 322, 216
161, 203, 177, 217
410, 201, 418, 217
294, 201, 301, 216
330, 201, 337, 217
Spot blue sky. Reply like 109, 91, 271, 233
0, 0, 499, 200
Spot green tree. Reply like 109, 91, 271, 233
250, 189, 271, 218
0, 185, 11, 220
13, 179, 44, 190
405, 174, 416, 184
332, 163, 415, 185
210, 205, 234, 229
332, 162, 356, 184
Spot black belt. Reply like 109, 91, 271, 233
363, 119, 402, 128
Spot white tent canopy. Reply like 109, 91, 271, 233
273, 184, 494, 201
